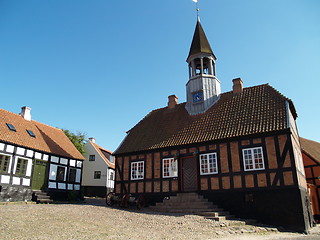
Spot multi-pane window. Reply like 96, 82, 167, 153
15, 158, 28, 176
68, 168, 77, 182
109, 171, 114, 180
94, 171, 101, 179
89, 155, 95, 161
199, 153, 218, 175
57, 166, 66, 181
162, 158, 178, 178
0, 154, 11, 173
131, 161, 144, 180
243, 147, 265, 171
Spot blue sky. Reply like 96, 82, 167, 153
0, 0, 319, 151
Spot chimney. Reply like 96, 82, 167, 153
168, 95, 178, 109
232, 78, 243, 94
20, 106, 32, 121
89, 137, 96, 143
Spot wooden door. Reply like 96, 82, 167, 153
182, 156, 198, 192
31, 160, 47, 190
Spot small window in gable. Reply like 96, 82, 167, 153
94, 171, 101, 179
6, 123, 16, 132
89, 155, 95, 161
26, 129, 36, 137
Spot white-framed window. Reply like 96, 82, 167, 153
131, 161, 144, 180
109, 171, 114, 180
199, 153, 218, 175
243, 147, 265, 171
13, 157, 32, 177
0, 153, 12, 174
162, 158, 178, 178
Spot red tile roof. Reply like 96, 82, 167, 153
300, 138, 320, 164
91, 141, 115, 169
114, 84, 296, 155
0, 108, 85, 160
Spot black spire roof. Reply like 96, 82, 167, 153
187, 19, 215, 61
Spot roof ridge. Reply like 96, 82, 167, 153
126, 103, 187, 133
0, 107, 63, 132
91, 141, 112, 154
32, 119, 63, 132
301, 137, 320, 145
0, 107, 24, 119
114, 83, 294, 155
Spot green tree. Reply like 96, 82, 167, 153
62, 129, 86, 155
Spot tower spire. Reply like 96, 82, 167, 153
185, 9, 221, 115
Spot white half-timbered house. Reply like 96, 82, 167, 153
0, 106, 85, 202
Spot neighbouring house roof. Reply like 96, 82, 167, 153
114, 84, 296, 155
0, 108, 85, 160
91, 141, 115, 169
300, 137, 320, 164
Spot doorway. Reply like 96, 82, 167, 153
182, 156, 198, 192
31, 160, 47, 190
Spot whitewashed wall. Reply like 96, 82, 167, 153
0, 144, 48, 187
82, 141, 114, 189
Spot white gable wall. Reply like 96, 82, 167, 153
82, 141, 113, 188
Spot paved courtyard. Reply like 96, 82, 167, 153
0, 198, 319, 240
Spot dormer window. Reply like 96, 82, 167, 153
26, 129, 36, 137
6, 123, 16, 132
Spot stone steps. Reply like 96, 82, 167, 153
148, 206, 223, 213
148, 192, 235, 221
32, 190, 53, 204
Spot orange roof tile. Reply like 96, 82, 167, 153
0, 108, 85, 160
91, 141, 115, 169
114, 84, 296, 155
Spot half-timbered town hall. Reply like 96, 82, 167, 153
113, 19, 312, 232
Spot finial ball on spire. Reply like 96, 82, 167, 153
192, 0, 200, 18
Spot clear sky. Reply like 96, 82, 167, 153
0, 0, 319, 151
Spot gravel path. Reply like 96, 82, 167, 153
0, 198, 319, 240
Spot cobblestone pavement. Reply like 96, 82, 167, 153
0, 198, 319, 240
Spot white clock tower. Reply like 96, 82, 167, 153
185, 19, 221, 115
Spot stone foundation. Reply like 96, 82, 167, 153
0, 185, 32, 202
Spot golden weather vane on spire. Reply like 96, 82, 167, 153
192, 0, 200, 20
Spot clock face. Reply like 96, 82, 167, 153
192, 91, 203, 103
